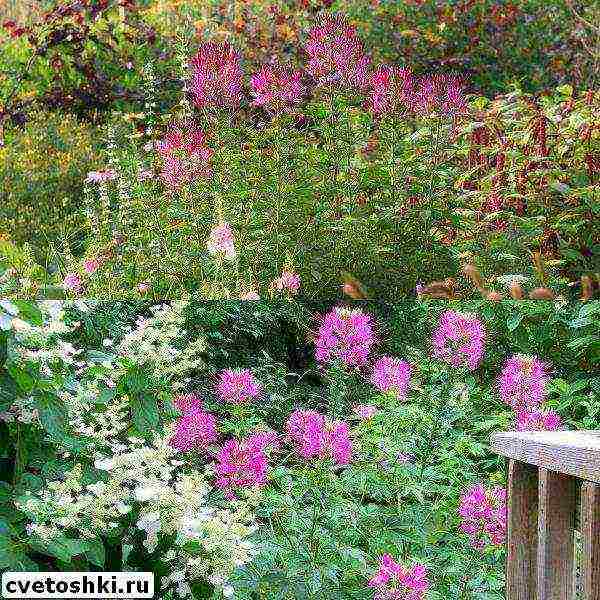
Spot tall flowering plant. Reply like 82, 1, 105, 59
305, 14, 371, 90
189, 42, 244, 111
498, 354, 561, 431
432, 310, 486, 371
458, 485, 507, 551
368, 555, 429, 600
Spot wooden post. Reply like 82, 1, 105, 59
537, 469, 577, 600
582, 482, 600, 600
491, 431, 600, 600
506, 460, 539, 600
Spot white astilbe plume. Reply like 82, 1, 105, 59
17, 432, 256, 597
117, 301, 206, 385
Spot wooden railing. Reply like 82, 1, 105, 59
491, 430, 600, 600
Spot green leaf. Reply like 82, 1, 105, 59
31, 536, 88, 563
507, 312, 524, 332
0, 372, 17, 412
130, 392, 159, 435
13, 301, 43, 326
36, 392, 69, 438
84, 539, 106, 567
7, 365, 35, 394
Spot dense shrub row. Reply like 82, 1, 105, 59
0, 299, 598, 598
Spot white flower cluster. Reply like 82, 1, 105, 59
69, 394, 131, 449
116, 301, 206, 387
2, 301, 84, 426
18, 432, 256, 598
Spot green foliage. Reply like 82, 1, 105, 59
0, 299, 598, 598
0, 110, 100, 259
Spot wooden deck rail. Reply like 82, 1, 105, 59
491, 431, 600, 600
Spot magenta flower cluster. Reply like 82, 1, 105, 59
498, 354, 548, 410
63, 273, 83, 294
217, 368, 261, 404
214, 431, 279, 499
189, 42, 244, 110
156, 123, 213, 190
250, 63, 305, 113
516, 409, 561, 431
367, 66, 466, 116
305, 14, 371, 89
458, 484, 507, 550
432, 310, 486, 371
367, 555, 429, 600
315, 307, 375, 366
371, 356, 411, 400
285, 409, 352, 465
498, 354, 560, 431
169, 395, 218, 453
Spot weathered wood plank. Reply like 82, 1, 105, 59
537, 469, 577, 600
491, 431, 600, 483
506, 460, 538, 600
582, 482, 600, 600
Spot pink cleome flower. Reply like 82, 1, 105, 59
272, 270, 300, 295
285, 409, 352, 465
189, 42, 244, 110
515, 409, 562, 432
458, 484, 507, 550
156, 123, 213, 191
217, 369, 261, 404
368, 555, 429, 600
63, 273, 83, 293
250, 63, 305, 113
366, 67, 467, 117
173, 393, 203, 414
371, 356, 411, 400
170, 409, 218, 453
207, 222, 236, 261
498, 354, 548, 411
366, 65, 413, 115
432, 310, 485, 371
305, 14, 371, 90
353, 404, 378, 419
214, 432, 278, 499
315, 307, 375, 367
83, 258, 103, 274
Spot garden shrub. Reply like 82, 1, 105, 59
0, 110, 100, 258
0, 0, 173, 123
1, 299, 598, 598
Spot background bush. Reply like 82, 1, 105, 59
0, 110, 100, 259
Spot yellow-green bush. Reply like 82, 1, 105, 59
0, 110, 100, 260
